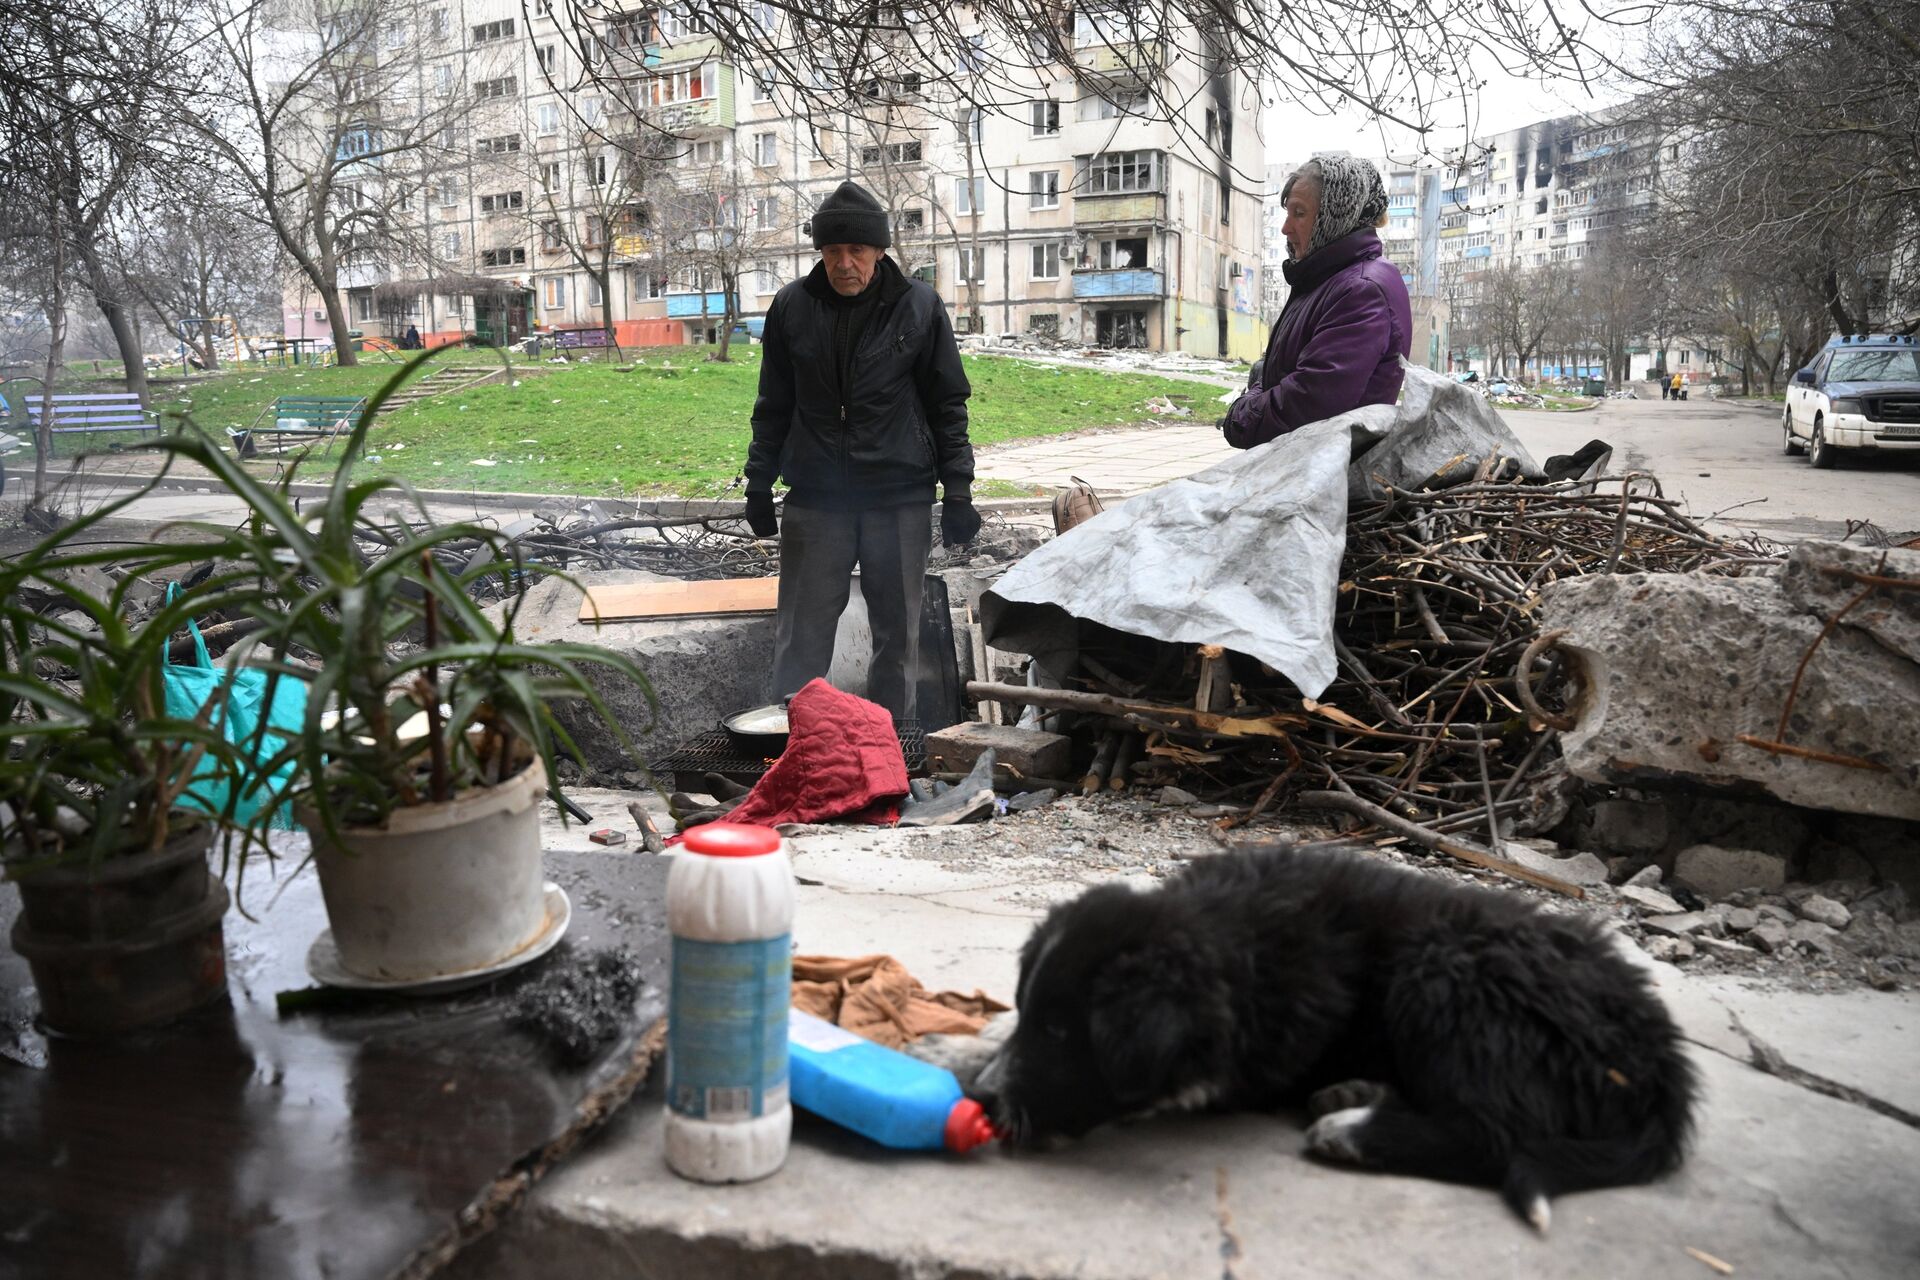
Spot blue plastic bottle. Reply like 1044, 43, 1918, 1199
787, 1009, 999, 1153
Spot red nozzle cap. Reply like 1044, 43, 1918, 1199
943, 1097, 1000, 1153
682, 822, 783, 858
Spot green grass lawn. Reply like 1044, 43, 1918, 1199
35, 346, 1224, 498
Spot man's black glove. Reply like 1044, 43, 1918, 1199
745, 492, 778, 538
941, 496, 982, 546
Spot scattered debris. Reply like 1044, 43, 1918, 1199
508, 947, 645, 1067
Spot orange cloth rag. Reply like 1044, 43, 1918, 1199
791, 954, 1009, 1050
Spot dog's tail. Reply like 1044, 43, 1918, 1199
1501, 1106, 1694, 1233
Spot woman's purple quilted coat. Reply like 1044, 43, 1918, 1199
1224, 229, 1412, 449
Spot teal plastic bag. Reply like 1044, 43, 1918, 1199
161, 586, 308, 828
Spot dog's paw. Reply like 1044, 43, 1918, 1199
1304, 1106, 1374, 1165
1307, 1080, 1392, 1118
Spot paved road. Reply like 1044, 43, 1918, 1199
1504, 395, 1919, 544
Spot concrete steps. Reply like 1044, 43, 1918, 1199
374, 366, 503, 415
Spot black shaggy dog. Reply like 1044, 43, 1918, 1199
972, 844, 1697, 1231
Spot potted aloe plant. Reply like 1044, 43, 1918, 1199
0, 494, 258, 1036
130, 351, 654, 984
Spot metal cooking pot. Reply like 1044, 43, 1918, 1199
721, 704, 790, 756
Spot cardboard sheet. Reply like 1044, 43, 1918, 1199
577, 577, 780, 623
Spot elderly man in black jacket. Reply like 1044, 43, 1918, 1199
743, 181, 978, 718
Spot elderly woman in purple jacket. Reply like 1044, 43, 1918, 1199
1223, 156, 1412, 448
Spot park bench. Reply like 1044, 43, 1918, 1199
229, 395, 367, 459
20, 392, 159, 446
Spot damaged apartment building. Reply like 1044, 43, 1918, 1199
283, 2, 1267, 359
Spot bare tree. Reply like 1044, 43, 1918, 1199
1478, 260, 1578, 380
653, 150, 787, 361
1628, 0, 1920, 335
111, 177, 282, 372
194, 0, 464, 366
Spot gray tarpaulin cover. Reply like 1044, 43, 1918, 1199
980, 363, 1541, 700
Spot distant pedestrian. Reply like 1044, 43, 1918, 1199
400, 324, 422, 350
1670, 371, 1683, 401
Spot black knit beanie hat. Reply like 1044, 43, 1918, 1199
807, 181, 891, 249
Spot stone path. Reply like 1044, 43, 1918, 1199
973, 422, 1239, 495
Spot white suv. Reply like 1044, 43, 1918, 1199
1783, 334, 1920, 468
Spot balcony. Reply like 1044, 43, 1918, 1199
1073, 40, 1166, 86
647, 95, 734, 136
665, 291, 739, 318
1072, 190, 1166, 226
1071, 268, 1165, 301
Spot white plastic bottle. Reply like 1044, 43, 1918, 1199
664, 821, 795, 1183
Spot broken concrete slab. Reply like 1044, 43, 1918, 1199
1504, 841, 1610, 888
494, 569, 778, 774
1620, 884, 1686, 915
1779, 539, 1920, 666
1539, 547, 1920, 822
1797, 893, 1853, 930
1672, 843, 1786, 899
924, 722, 1072, 781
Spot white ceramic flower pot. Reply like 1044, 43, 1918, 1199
303, 758, 548, 981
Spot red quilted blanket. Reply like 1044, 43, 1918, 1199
721, 679, 907, 829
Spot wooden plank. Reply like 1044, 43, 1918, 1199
577, 577, 781, 623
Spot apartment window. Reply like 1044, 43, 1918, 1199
585, 154, 609, 185
541, 220, 564, 250
607, 13, 646, 48
958, 246, 986, 282
1096, 236, 1147, 268
748, 69, 773, 102
752, 2, 776, 30
543, 277, 567, 310
753, 133, 777, 166
474, 76, 517, 101
1219, 180, 1231, 224
481, 247, 528, 267
442, 230, 461, 257
657, 3, 695, 41
429, 9, 448, 38
954, 176, 986, 215
471, 19, 515, 44
859, 140, 922, 166
536, 44, 556, 74
752, 195, 779, 230
1082, 150, 1160, 194
351, 290, 375, 322
1534, 226, 1545, 240
585, 214, 607, 247
650, 62, 719, 105
433, 63, 454, 96
1029, 242, 1061, 281
1028, 312, 1059, 338
580, 97, 604, 129
958, 108, 983, 146
479, 191, 524, 213
754, 259, 780, 293
1028, 170, 1059, 210
587, 276, 604, 307
532, 103, 558, 137
1029, 99, 1059, 137
476, 134, 522, 155
385, 24, 406, 49
1079, 90, 1147, 121
638, 272, 666, 300
540, 161, 562, 193
899, 208, 925, 231
535, 0, 551, 13
436, 176, 458, 207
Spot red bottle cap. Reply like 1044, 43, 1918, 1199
682, 823, 783, 858
943, 1097, 1000, 1153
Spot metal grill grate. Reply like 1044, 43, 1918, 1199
651, 720, 925, 792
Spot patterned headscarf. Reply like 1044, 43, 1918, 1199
1282, 155, 1389, 261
